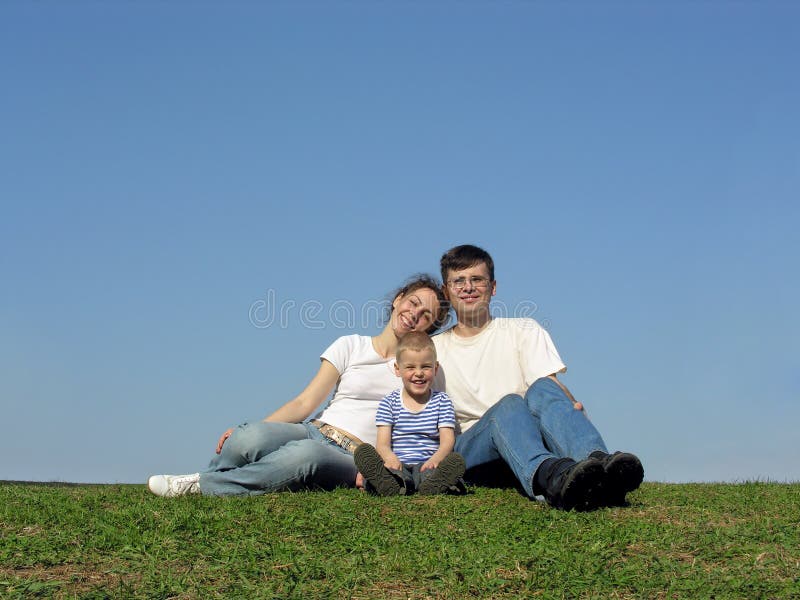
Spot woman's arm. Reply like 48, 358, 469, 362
215, 359, 340, 454
264, 359, 340, 423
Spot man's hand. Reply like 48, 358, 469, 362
215, 428, 234, 454
548, 374, 584, 411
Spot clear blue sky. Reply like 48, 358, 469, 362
2, 2, 798, 484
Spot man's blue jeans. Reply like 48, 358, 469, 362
198, 422, 358, 496
454, 377, 608, 498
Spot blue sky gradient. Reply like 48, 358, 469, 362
2, 2, 798, 484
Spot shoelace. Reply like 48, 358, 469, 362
169, 475, 199, 496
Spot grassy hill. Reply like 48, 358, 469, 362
1, 481, 798, 598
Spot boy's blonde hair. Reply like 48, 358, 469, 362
396, 331, 437, 361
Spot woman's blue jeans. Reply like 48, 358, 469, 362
454, 377, 608, 498
198, 422, 357, 496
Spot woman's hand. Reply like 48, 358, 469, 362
355, 472, 366, 490
216, 428, 234, 454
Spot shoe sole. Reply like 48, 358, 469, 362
418, 453, 466, 496
604, 452, 644, 506
354, 445, 404, 496
558, 459, 605, 511
147, 475, 167, 496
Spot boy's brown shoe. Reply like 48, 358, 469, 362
354, 444, 405, 496
418, 453, 466, 496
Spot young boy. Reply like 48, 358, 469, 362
354, 331, 466, 496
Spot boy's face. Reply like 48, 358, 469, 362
443, 261, 496, 321
394, 347, 438, 399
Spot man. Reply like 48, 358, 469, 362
433, 244, 643, 510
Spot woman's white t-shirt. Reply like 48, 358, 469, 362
316, 334, 400, 446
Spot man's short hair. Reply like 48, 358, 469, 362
396, 331, 437, 361
440, 244, 495, 282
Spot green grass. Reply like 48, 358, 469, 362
1, 482, 798, 598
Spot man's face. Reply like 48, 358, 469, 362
443, 261, 496, 321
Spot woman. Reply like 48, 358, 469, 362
148, 274, 448, 497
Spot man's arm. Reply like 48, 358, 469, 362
547, 374, 584, 411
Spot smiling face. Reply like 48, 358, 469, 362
394, 346, 438, 402
443, 261, 496, 323
390, 287, 442, 337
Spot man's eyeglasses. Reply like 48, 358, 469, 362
448, 276, 491, 291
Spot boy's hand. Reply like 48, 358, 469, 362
420, 458, 439, 471
382, 455, 402, 471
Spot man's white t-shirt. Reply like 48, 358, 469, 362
317, 334, 400, 446
433, 318, 566, 432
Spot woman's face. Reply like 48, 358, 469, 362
391, 287, 441, 336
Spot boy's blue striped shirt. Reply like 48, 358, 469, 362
375, 389, 456, 464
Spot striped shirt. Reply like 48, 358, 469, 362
375, 389, 456, 464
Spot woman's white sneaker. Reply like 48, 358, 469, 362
147, 473, 201, 497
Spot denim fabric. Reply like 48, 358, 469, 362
198, 421, 357, 496
454, 377, 607, 497
525, 376, 607, 460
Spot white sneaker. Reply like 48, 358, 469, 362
147, 473, 201, 497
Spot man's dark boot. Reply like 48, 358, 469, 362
590, 451, 644, 506
534, 457, 605, 511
